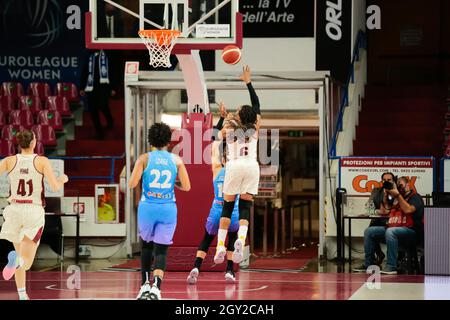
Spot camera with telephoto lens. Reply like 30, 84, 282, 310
382, 181, 394, 190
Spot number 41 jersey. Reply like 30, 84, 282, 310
141, 150, 178, 204
8, 154, 45, 206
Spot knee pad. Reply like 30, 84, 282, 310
238, 199, 252, 221
198, 231, 215, 252
221, 200, 236, 219
153, 243, 169, 272
227, 232, 238, 251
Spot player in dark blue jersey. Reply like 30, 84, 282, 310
129, 122, 191, 300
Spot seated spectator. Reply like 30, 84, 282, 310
367, 172, 396, 266
353, 176, 424, 274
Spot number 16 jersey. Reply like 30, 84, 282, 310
8, 154, 45, 207
141, 150, 178, 204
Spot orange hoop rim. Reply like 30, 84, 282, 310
138, 29, 181, 38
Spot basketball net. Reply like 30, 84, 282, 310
138, 29, 181, 68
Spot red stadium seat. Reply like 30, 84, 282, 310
0, 111, 6, 127
45, 96, 72, 117
9, 110, 34, 129
37, 110, 63, 131
1, 125, 25, 144
55, 82, 79, 102
18, 96, 43, 116
0, 95, 15, 116
34, 140, 45, 155
1, 82, 24, 101
0, 139, 16, 156
31, 124, 56, 146
28, 82, 51, 102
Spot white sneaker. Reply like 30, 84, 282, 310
225, 271, 235, 282
136, 281, 151, 300
214, 246, 226, 264
187, 268, 199, 285
149, 285, 161, 300
232, 239, 244, 263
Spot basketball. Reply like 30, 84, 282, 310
221, 45, 242, 65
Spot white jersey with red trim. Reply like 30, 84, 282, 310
8, 154, 45, 207
226, 131, 258, 162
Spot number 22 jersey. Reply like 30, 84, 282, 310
141, 150, 178, 204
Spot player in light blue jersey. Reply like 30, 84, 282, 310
187, 138, 240, 285
129, 122, 191, 300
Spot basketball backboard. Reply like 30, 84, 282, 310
86, 0, 242, 53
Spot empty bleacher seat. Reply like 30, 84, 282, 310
1, 82, 24, 101
34, 140, 45, 155
1, 125, 25, 144
9, 110, 34, 129
55, 82, 79, 102
37, 110, 63, 131
45, 96, 72, 117
18, 96, 43, 116
28, 82, 51, 102
0, 111, 6, 127
31, 124, 57, 146
0, 139, 16, 156
0, 96, 15, 115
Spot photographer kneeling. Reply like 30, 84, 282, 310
353, 176, 424, 275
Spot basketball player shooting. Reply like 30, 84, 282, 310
0, 130, 68, 300
214, 65, 261, 265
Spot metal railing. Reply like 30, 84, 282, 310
329, 30, 367, 157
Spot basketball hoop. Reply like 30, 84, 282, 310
138, 29, 181, 68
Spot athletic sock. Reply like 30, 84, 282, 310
153, 276, 162, 290
237, 225, 248, 242
194, 257, 203, 269
217, 229, 228, 247
17, 288, 27, 300
226, 260, 234, 272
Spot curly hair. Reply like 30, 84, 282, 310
16, 130, 34, 149
238, 105, 257, 131
148, 122, 172, 148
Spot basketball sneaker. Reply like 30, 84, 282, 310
214, 245, 226, 264
225, 270, 235, 282
149, 284, 161, 300
232, 239, 244, 263
2, 251, 24, 281
136, 281, 151, 300
187, 267, 199, 285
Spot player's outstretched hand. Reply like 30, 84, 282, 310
58, 174, 69, 184
240, 65, 251, 84
218, 102, 228, 118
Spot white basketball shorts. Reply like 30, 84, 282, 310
0, 204, 45, 244
223, 159, 260, 196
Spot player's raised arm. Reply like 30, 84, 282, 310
175, 156, 191, 192
0, 157, 9, 176
42, 157, 68, 192
129, 153, 148, 189
240, 65, 261, 129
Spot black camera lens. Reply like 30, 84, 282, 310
383, 181, 394, 190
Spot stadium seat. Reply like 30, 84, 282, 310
9, 110, 34, 129
0, 139, 16, 156
0, 95, 15, 115
31, 124, 57, 146
34, 140, 45, 155
55, 82, 79, 102
45, 96, 72, 117
18, 96, 43, 116
1, 125, 25, 144
37, 110, 63, 131
0, 111, 6, 127
28, 82, 51, 102
1, 82, 24, 101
